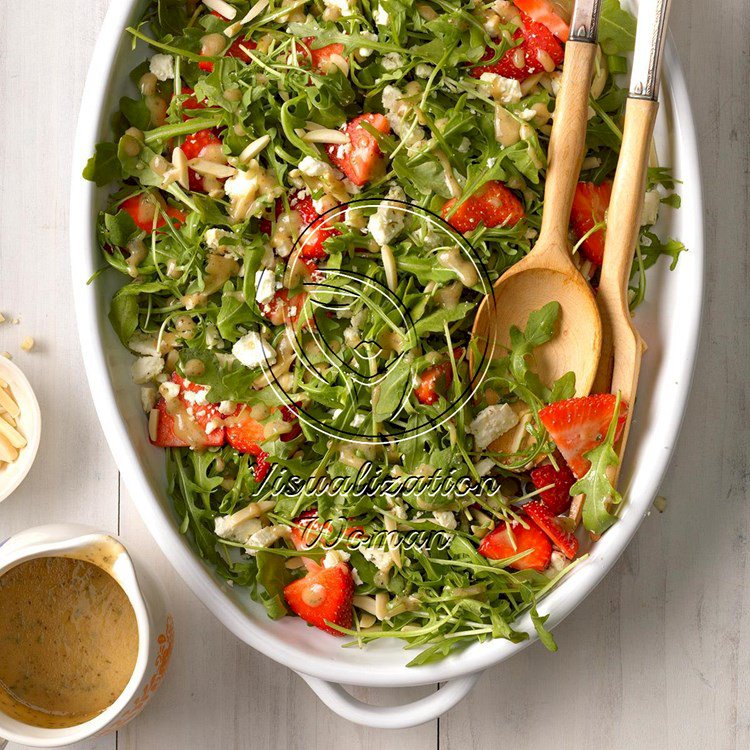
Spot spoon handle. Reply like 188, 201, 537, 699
592, 96, 657, 398
537, 40, 598, 250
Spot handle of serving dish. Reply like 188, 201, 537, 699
298, 672, 480, 729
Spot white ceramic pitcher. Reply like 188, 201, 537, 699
0, 524, 173, 748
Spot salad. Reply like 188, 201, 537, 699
84, 0, 685, 663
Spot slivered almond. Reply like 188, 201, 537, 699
188, 159, 238, 178
224, 0, 269, 35
238, 135, 271, 162
0, 434, 18, 463
148, 409, 159, 443
302, 129, 349, 144
353, 595, 378, 616
375, 592, 389, 620
0, 415, 25, 450
0, 387, 19, 418
202, 0, 237, 20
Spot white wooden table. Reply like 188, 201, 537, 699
0, 2, 746, 748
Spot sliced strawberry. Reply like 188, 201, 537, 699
470, 12, 564, 81
284, 563, 354, 636
442, 180, 525, 234
180, 129, 223, 191
538, 394, 629, 479
150, 398, 225, 448
303, 37, 345, 72
171, 373, 223, 431
325, 114, 390, 187
290, 191, 339, 261
225, 405, 265, 453
174, 86, 207, 121
121, 194, 166, 233
415, 361, 453, 405
570, 181, 613, 265
529, 452, 576, 515
513, 0, 569, 41
260, 288, 307, 327
280, 403, 303, 442
200, 36, 257, 72
478, 517, 551, 571
524, 500, 579, 559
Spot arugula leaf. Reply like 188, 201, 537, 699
83, 142, 122, 186
571, 393, 624, 534
256, 550, 290, 619
530, 604, 557, 652
598, 0, 637, 55
108, 291, 139, 346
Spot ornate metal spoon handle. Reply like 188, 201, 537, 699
630, 0, 673, 100
569, 0, 604, 43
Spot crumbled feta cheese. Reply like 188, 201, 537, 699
323, 549, 351, 568
255, 269, 276, 305
457, 137, 471, 153
182, 388, 207, 405
131, 355, 164, 384
381, 85, 424, 147
361, 546, 395, 573
141, 386, 158, 413
244, 524, 291, 555
224, 161, 281, 222
367, 186, 406, 245
159, 381, 180, 400
432, 511, 457, 530
351, 413, 365, 427
374, 4, 389, 24
298, 155, 333, 178
479, 72, 522, 104
149, 54, 174, 81
205, 324, 222, 349
468, 403, 520, 450
357, 30, 377, 58
518, 108, 537, 122
351, 567, 364, 585
205, 418, 221, 434
641, 189, 661, 227
474, 458, 496, 477
415, 63, 434, 78
218, 400, 236, 415
382, 52, 404, 72
205, 227, 232, 250
232, 331, 276, 368
214, 514, 263, 544
323, 0, 357, 15
128, 332, 160, 356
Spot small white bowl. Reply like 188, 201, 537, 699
0, 357, 41, 503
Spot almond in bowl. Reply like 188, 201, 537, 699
0, 358, 41, 503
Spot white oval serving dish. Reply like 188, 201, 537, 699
70, 0, 704, 729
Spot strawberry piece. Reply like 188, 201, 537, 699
284, 563, 354, 636
180, 129, 223, 192
171, 373, 222, 431
325, 114, 390, 187
415, 361, 453, 405
290, 191, 339, 261
529, 452, 576, 515
121, 194, 166, 233
470, 12, 564, 81
173, 86, 206, 121
538, 394, 629, 479
149, 398, 225, 448
200, 36, 257, 72
225, 405, 265, 454
513, 0, 569, 41
260, 288, 307, 327
280, 403, 303, 442
524, 500, 579, 559
442, 180, 525, 234
570, 181, 613, 265
478, 517, 552, 571
303, 37, 345, 72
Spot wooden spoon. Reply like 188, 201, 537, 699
591, 0, 673, 484
471, 0, 604, 455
